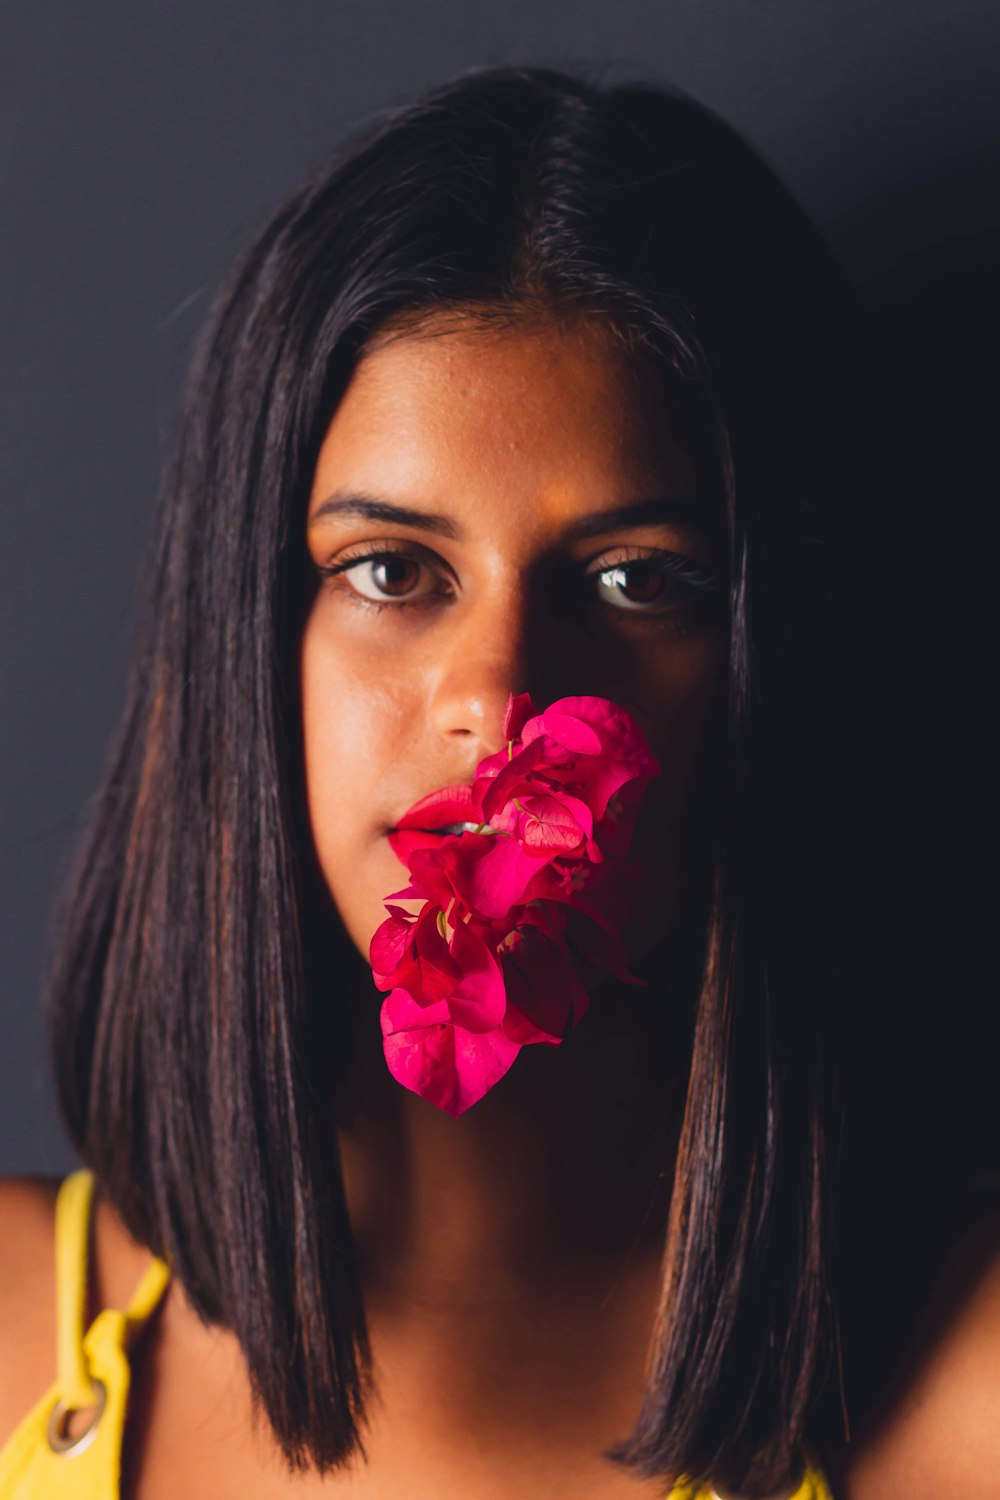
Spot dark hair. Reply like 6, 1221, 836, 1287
45, 65, 869, 1494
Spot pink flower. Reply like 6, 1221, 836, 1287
370, 693, 660, 1115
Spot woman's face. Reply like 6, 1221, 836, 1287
300, 311, 726, 964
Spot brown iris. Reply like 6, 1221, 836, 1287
606, 561, 664, 605
372, 556, 422, 596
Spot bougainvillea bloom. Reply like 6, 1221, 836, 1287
371, 693, 660, 1115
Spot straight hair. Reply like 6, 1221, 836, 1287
45, 65, 866, 1495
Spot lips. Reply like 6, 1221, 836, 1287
388, 784, 480, 864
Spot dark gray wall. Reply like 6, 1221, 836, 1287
3, 0, 997, 1175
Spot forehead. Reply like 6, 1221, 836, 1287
308, 311, 698, 527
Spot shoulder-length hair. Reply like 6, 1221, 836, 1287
45, 65, 867, 1495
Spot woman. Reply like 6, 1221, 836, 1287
0, 65, 996, 1500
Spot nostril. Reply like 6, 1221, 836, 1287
429, 660, 531, 751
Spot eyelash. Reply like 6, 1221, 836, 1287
315, 541, 723, 622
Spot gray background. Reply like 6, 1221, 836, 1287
2, 0, 997, 1175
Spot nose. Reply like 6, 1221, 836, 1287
427, 587, 539, 758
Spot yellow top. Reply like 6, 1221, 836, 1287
0, 1170, 833, 1499
0, 1169, 171, 1499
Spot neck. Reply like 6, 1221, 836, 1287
337, 953, 691, 1316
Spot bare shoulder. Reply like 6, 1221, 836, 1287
0, 1176, 61, 1442
838, 1213, 1000, 1499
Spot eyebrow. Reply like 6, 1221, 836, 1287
308, 494, 461, 538
561, 496, 703, 540
307, 492, 703, 541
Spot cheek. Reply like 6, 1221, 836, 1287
633, 630, 727, 826
616, 633, 725, 953
299, 610, 406, 852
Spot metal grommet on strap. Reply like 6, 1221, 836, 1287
45, 1377, 107, 1456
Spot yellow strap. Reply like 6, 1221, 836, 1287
122, 1255, 172, 1339
54, 1169, 98, 1410
669, 1456, 833, 1500
53, 1168, 172, 1410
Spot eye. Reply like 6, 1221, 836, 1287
586, 548, 721, 614
343, 554, 428, 602
317, 544, 453, 607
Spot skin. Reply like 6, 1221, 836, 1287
0, 309, 998, 1498
299, 308, 726, 968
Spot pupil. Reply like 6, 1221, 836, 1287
376, 557, 417, 595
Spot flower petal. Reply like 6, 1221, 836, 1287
444, 918, 508, 1032
381, 1013, 522, 1116
452, 834, 544, 918
499, 915, 590, 1042
522, 710, 603, 756
503, 692, 536, 742
369, 906, 416, 989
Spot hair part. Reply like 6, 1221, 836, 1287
46, 64, 861, 1494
